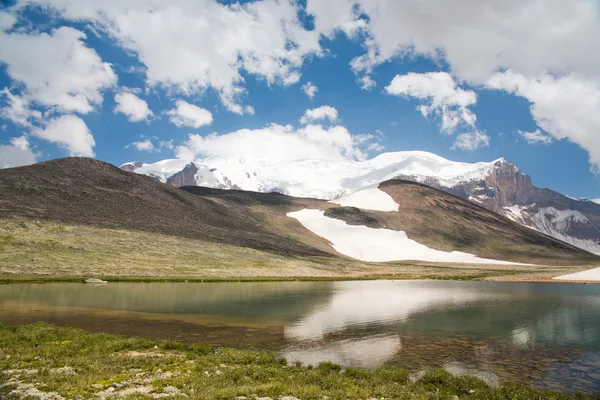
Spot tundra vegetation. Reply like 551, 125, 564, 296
0, 323, 596, 400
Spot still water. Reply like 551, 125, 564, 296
1, 280, 600, 393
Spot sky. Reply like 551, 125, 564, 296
0, 0, 600, 199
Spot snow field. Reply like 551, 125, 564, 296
288, 209, 521, 265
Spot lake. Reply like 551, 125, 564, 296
1, 280, 600, 393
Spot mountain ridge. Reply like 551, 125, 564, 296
122, 152, 600, 254
1, 157, 597, 271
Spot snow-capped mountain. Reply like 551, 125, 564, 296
121, 151, 501, 199
121, 151, 600, 254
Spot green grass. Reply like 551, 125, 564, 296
0, 323, 596, 399
1, 217, 554, 282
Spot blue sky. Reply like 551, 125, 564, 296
1, 0, 599, 199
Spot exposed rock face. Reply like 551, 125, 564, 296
120, 161, 144, 173
166, 162, 198, 187
119, 156, 600, 254
397, 159, 600, 254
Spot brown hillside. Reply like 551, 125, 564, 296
375, 180, 598, 264
0, 157, 330, 258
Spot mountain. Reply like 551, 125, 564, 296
0, 157, 329, 258
0, 157, 597, 272
122, 152, 600, 254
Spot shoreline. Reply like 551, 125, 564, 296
0, 323, 596, 399
1, 273, 599, 284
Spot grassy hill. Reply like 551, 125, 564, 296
0, 158, 597, 279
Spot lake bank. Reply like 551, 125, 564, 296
0, 323, 594, 400
3, 280, 600, 393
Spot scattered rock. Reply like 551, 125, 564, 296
3, 369, 38, 376
280, 397, 301, 400
204, 371, 210, 377
50, 367, 76, 376
215, 370, 222, 375
451, 396, 460, 400
9, 383, 64, 400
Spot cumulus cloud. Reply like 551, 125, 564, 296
126, 136, 173, 152
516, 129, 553, 145
0, 26, 116, 114
301, 82, 318, 98
0, 88, 41, 127
0, 136, 37, 168
175, 123, 382, 162
300, 106, 339, 125
452, 131, 490, 151
21, 0, 322, 114
166, 100, 213, 128
386, 72, 488, 150
31, 115, 95, 157
307, 1, 600, 87
113, 90, 154, 122
128, 139, 154, 152
487, 71, 600, 171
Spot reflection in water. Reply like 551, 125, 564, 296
284, 280, 507, 341
282, 334, 401, 368
2, 280, 600, 393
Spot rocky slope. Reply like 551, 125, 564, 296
404, 159, 600, 254
122, 153, 600, 254
1, 157, 597, 266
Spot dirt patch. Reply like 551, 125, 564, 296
324, 207, 383, 228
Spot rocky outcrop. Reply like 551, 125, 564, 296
397, 159, 600, 254
166, 162, 199, 187
120, 161, 144, 173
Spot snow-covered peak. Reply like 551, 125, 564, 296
127, 159, 194, 183
122, 151, 504, 199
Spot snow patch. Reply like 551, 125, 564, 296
288, 209, 522, 264
329, 184, 399, 211
554, 267, 600, 281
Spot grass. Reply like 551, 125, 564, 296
0, 217, 573, 282
0, 323, 596, 400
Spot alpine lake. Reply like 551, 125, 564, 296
1, 280, 600, 394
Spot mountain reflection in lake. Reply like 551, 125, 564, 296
1, 280, 600, 393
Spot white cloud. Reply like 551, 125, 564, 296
306, 1, 600, 87
0, 11, 17, 31
22, 0, 322, 114
0, 26, 116, 114
31, 115, 95, 157
300, 106, 339, 125
176, 122, 382, 162
0, 88, 42, 127
128, 139, 154, 152
113, 90, 153, 122
301, 82, 318, 98
386, 72, 488, 150
166, 100, 213, 128
126, 136, 173, 152
487, 71, 600, 171
452, 131, 490, 151
516, 129, 553, 145
0, 136, 37, 168
358, 75, 376, 91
